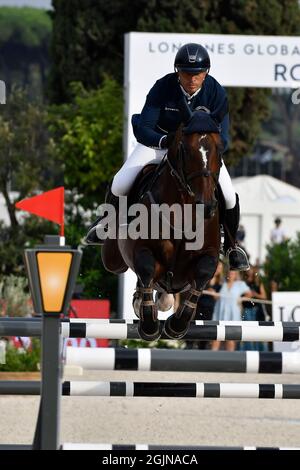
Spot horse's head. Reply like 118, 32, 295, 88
168, 110, 222, 219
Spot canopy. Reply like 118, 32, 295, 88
233, 175, 300, 264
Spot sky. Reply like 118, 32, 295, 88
0, 0, 52, 8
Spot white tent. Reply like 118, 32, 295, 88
232, 175, 300, 264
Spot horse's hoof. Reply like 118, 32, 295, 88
155, 292, 174, 312
138, 321, 162, 341
163, 316, 189, 340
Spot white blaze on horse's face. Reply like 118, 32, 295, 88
198, 135, 208, 168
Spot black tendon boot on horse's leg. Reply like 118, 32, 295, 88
164, 255, 218, 339
134, 248, 162, 341
84, 185, 119, 245
164, 288, 201, 339
223, 194, 250, 271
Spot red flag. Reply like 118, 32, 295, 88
15, 187, 65, 235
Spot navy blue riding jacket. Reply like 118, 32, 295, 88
132, 73, 229, 152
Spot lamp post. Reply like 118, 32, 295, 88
24, 235, 82, 450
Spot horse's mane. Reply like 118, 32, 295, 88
182, 111, 220, 135
180, 111, 224, 157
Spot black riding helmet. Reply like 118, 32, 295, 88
174, 43, 210, 74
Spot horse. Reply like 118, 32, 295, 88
101, 109, 223, 341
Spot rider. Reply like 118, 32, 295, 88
85, 43, 249, 271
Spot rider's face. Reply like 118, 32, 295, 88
178, 70, 207, 95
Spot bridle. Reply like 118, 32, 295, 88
166, 139, 221, 198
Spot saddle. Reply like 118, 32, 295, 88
127, 162, 164, 207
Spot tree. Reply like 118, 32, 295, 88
0, 88, 62, 276
48, 0, 149, 103
49, 78, 123, 208
263, 234, 300, 292
0, 7, 52, 98
0, 88, 62, 229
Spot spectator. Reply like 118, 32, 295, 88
237, 224, 246, 247
239, 266, 268, 351
211, 270, 252, 351
270, 218, 286, 244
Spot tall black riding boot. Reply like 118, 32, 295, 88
223, 194, 250, 271
84, 186, 119, 245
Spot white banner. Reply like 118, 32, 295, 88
272, 292, 300, 352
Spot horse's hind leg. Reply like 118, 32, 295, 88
164, 255, 218, 339
134, 247, 161, 341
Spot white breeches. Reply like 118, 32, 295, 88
111, 143, 236, 209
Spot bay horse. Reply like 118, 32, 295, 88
101, 110, 223, 341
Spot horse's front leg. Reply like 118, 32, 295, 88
164, 255, 218, 339
133, 247, 162, 341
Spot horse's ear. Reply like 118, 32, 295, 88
211, 132, 224, 155
171, 124, 183, 145
176, 123, 184, 138
166, 124, 183, 161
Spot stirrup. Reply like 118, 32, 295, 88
83, 224, 106, 246
226, 245, 250, 271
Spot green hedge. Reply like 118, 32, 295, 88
263, 233, 300, 292
0, 338, 40, 372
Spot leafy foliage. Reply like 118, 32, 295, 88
49, 0, 149, 102
0, 88, 62, 276
0, 7, 51, 46
0, 7, 51, 96
0, 338, 40, 372
0, 88, 62, 226
263, 233, 300, 292
0, 275, 33, 317
49, 78, 123, 208
0, 218, 58, 277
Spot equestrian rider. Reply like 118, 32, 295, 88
85, 43, 250, 271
